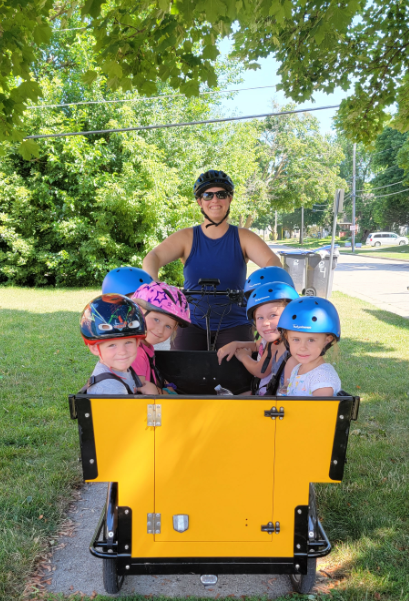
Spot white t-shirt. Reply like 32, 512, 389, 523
287, 363, 341, 397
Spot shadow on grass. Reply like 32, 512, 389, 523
363, 307, 409, 329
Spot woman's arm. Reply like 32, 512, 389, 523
238, 228, 281, 267
142, 228, 193, 280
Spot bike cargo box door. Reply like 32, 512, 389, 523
154, 397, 277, 544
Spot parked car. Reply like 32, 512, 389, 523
365, 232, 408, 247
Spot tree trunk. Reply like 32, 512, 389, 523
239, 215, 243, 227
244, 214, 254, 229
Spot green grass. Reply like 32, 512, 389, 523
340, 244, 409, 262
1, 288, 409, 601
272, 236, 336, 250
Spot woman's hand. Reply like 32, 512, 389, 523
217, 341, 239, 364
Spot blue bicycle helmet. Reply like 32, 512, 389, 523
193, 170, 234, 197
246, 282, 300, 321
278, 297, 341, 340
102, 266, 153, 297
244, 266, 295, 298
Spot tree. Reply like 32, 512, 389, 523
0, 29, 264, 286
4, 0, 409, 155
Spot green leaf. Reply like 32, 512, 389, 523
19, 140, 40, 160
158, 0, 170, 11
202, 44, 219, 60
81, 0, 105, 19
33, 25, 52, 46
81, 70, 99, 85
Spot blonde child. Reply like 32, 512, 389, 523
278, 296, 341, 396
217, 282, 299, 395
131, 282, 191, 395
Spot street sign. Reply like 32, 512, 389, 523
350, 225, 357, 231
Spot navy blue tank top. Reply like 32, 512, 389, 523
184, 225, 250, 330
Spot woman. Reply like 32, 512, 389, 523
142, 169, 281, 350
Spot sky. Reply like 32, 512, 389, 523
218, 44, 349, 136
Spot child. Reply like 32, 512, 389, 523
243, 265, 295, 298
80, 294, 147, 394
102, 266, 153, 297
131, 281, 191, 395
217, 281, 299, 395
278, 296, 341, 396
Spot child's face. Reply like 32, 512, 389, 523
145, 311, 177, 345
286, 331, 333, 365
90, 338, 140, 372
254, 302, 285, 342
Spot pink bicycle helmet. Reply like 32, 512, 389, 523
132, 282, 191, 327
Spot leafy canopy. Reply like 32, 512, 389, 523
4, 0, 409, 152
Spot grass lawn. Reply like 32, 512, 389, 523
1, 288, 409, 601
340, 244, 409, 262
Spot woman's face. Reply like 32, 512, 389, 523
196, 186, 232, 222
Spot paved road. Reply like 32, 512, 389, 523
333, 253, 409, 318
271, 244, 409, 318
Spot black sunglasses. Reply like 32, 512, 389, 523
201, 191, 230, 201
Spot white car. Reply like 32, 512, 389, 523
365, 232, 408, 247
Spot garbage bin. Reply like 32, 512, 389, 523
305, 253, 338, 298
280, 251, 314, 294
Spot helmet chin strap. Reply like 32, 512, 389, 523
201, 207, 230, 228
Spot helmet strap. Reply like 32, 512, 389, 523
260, 342, 273, 374
320, 341, 334, 357
201, 207, 230, 228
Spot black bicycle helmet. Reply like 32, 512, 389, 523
193, 170, 234, 197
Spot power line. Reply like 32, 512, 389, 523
356, 187, 409, 199
355, 179, 404, 192
26, 85, 277, 110
24, 103, 340, 141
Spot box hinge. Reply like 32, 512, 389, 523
264, 406, 284, 420
147, 403, 162, 427
147, 513, 161, 534
261, 521, 280, 534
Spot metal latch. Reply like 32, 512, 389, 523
147, 513, 161, 534
147, 404, 162, 426
264, 406, 284, 420
261, 521, 280, 534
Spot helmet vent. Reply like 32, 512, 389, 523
260, 275, 264, 279
253, 293, 256, 297
292, 314, 297, 319
312, 316, 317, 322
268, 288, 272, 292
315, 301, 319, 305
139, 278, 143, 282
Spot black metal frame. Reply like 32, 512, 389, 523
90, 493, 330, 577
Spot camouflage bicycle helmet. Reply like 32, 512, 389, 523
193, 170, 234, 198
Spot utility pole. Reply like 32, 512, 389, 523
300, 206, 304, 245
274, 210, 278, 240
352, 143, 356, 252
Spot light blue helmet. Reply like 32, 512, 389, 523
102, 266, 153, 297
278, 297, 341, 340
244, 266, 295, 298
246, 282, 300, 321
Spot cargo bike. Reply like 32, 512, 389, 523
69, 281, 360, 595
